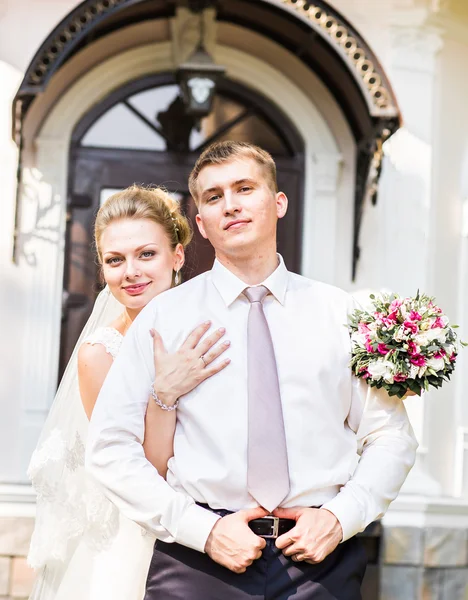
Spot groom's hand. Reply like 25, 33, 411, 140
204, 506, 269, 573
274, 507, 342, 564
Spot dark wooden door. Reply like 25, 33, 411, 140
59, 75, 304, 378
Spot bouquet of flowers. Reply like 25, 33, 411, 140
349, 292, 465, 398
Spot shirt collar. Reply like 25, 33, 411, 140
211, 254, 289, 307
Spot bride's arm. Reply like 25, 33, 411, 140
77, 342, 173, 475
143, 323, 231, 479
143, 397, 176, 479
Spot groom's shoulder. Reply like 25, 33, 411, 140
145, 271, 210, 312
287, 271, 352, 305
132, 271, 210, 329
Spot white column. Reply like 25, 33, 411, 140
426, 29, 468, 496
0, 59, 24, 484
383, 13, 444, 496
301, 152, 343, 284
15, 138, 69, 481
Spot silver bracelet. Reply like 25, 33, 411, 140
150, 386, 179, 411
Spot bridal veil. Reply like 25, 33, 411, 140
27, 287, 123, 599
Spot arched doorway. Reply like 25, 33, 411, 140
59, 73, 305, 374
10, 1, 402, 492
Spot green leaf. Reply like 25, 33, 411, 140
408, 379, 422, 395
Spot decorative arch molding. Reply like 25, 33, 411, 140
13, 0, 400, 140
264, 0, 399, 120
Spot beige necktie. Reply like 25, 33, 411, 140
244, 286, 290, 512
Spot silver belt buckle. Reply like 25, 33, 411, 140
262, 515, 280, 538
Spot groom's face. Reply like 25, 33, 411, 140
195, 157, 288, 260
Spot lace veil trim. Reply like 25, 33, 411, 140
84, 327, 123, 360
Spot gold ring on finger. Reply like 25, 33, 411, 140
201, 355, 207, 367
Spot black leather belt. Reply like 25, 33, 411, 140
198, 504, 295, 539
248, 516, 295, 539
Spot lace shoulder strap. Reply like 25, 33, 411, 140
83, 326, 123, 360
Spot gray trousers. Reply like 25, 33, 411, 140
144, 536, 367, 600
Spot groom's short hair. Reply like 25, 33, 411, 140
189, 141, 278, 206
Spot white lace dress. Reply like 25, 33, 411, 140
33, 327, 155, 600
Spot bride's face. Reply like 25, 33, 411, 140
100, 217, 183, 313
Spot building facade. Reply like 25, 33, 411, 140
1, 0, 468, 597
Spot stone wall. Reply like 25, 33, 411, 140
381, 526, 468, 599
0, 518, 35, 600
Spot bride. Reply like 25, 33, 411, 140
27, 185, 230, 600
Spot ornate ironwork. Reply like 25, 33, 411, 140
25, 0, 130, 89
278, 0, 399, 118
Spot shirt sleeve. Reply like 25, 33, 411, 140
322, 376, 418, 541
85, 300, 220, 552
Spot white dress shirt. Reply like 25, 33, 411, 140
86, 257, 418, 553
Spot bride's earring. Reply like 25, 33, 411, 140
174, 270, 180, 285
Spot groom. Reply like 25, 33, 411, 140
86, 141, 417, 599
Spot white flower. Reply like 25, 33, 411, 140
415, 328, 446, 346
426, 357, 445, 372
432, 328, 447, 344
394, 327, 407, 342
444, 344, 455, 361
351, 332, 367, 348
367, 360, 394, 381
418, 366, 427, 377
409, 364, 420, 379
414, 332, 431, 346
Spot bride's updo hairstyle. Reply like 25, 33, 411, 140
94, 184, 192, 264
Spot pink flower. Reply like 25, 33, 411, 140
429, 303, 442, 314
409, 311, 422, 321
449, 352, 457, 363
407, 341, 418, 356
365, 337, 374, 353
431, 317, 444, 329
404, 321, 418, 334
359, 367, 371, 379
410, 355, 426, 367
378, 343, 389, 355
358, 322, 370, 334
386, 311, 398, 323
394, 373, 407, 382
389, 299, 403, 313
434, 350, 446, 359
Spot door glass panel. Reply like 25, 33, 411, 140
189, 95, 246, 150
100, 188, 120, 205
79, 85, 289, 155
81, 103, 166, 150
128, 85, 180, 126
208, 113, 287, 154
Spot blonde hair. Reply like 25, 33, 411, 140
95, 185, 192, 264
188, 140, 278, 206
